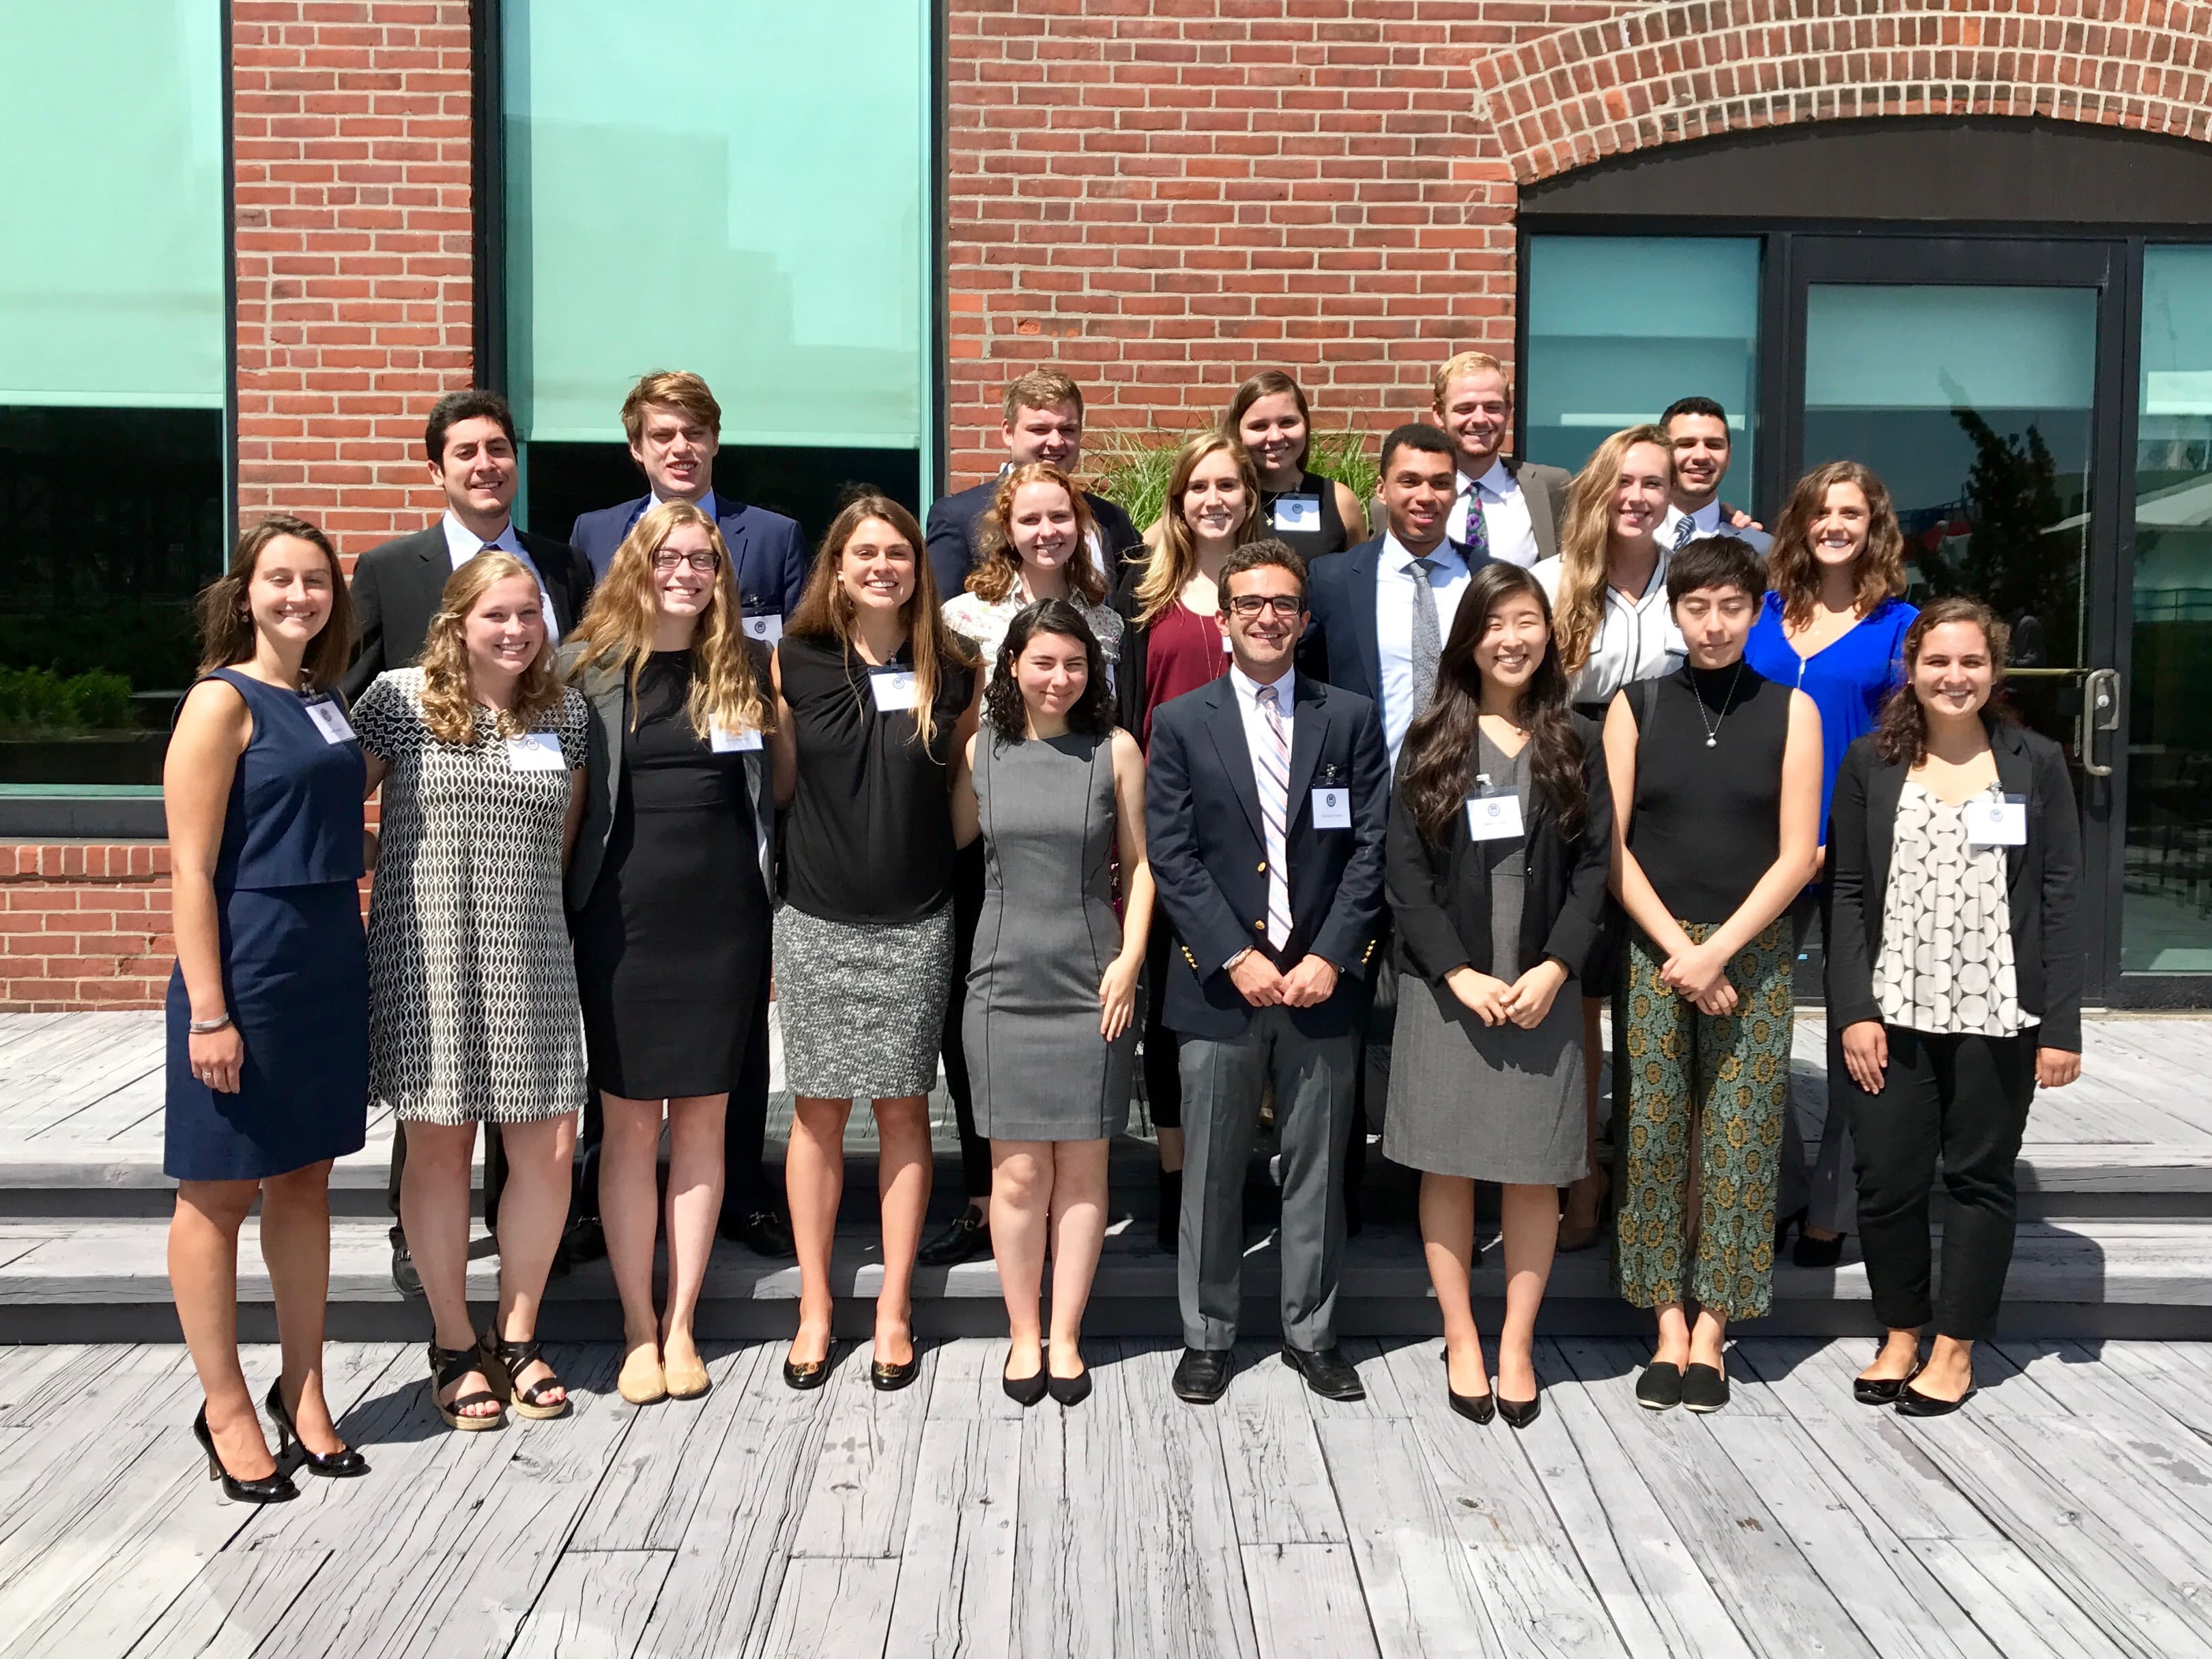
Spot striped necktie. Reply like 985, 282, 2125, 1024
1255, 682, 1293, 949
1672, 513, 1698, 551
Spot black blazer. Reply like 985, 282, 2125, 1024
1300, 532, 1490, 706
1144, 670, 1389, 1041
925, 478, 1143, 603
343, 524, 594, 702
1385, 715, 1613, 986
1825, 721, 2084, 1052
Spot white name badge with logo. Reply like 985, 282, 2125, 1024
505, 732, 566, 772
1270, 493, 1322, 534
1221, 630, 1235, 654
1311, 786, 1352, 831
743, 612, 783, 644
1967, 792, 2028, 847
1465, 789, 1525, 841
304, 699, 355, 745
711, 725, 762, 753
870, 670, 919, 713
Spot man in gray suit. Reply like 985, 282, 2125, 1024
1428, 350, 1572, 568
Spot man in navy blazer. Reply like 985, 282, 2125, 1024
565, 371, 812, 639
1146, 540, 1388, 1406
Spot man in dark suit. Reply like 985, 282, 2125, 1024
1428, 349, 1572, 568
1658, 395, 1773, 556
1146, 540, 1389, 1406
561, 369, 803, 1262
344, 388, 596, 1296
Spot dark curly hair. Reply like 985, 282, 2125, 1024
981, 598, 1117, 742
1873, 594, 2017, 765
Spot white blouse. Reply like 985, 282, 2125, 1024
1532, 549, 1686, 706
1872, 781, 2024, 1036
942, 591, 1124, 685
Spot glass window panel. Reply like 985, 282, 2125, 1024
0, 2, 224, 407
1522, 235, 1760, 489
1805, 286, 2097, 414
504, 1, 929, 450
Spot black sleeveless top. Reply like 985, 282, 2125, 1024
1627, 663, 1792, 923
1259, 467, 1349, 562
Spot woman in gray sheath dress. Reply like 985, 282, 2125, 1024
951, 599, 1152, 1409
1383, 564, 1613, 1429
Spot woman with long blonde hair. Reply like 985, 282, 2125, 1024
354, 550, 590, 1434
563, 502, 777, 1404
770, 495, 981, 1391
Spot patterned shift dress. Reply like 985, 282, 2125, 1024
354, 668, 590, 1125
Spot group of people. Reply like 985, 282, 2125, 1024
161, 356, 2082, 1506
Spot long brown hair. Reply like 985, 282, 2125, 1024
1873, 595, 2015, 766
968, 463, 1104, 607
1222, 369, 1313, 471
416, 552, 566, 745
1768, 460, 1908, 629
1551, 424, 1673, 674
195, 515, 356, 691
566, 500, 773, 738
1398, 564, 1588, 845
786, 493, 978, 758
1132, 432, 1261, 626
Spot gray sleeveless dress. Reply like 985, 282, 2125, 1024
962, 728, 1136, 1140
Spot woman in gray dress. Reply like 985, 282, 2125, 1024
951, 599, 1151, 1408
1383, 564, 1612, 1428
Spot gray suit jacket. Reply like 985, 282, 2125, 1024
560, 639, 777, 915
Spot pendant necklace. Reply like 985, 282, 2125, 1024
1693, 662, 1746, 749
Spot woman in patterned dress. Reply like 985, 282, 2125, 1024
355, 552, 590, 1432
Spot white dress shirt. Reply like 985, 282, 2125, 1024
1375, 533, 1471, 769
1448, 457, 1541, 568
1531, 547, 1685, 706
1228, 660, 1295, 962
1657, 498, 1724, 549
440, 510, 561, 645
649, 486, 717, 522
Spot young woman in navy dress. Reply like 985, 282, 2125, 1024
165, 515, 371, 1503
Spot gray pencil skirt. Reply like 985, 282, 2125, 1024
772, 902, 954, 1101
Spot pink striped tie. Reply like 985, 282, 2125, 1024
1256, 683, 1293, 948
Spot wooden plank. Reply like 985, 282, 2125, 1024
1904, 1540, 2134, 1659
1007, 1360, 1117, 1659
788, 1341, 935, 1558
919, 1333, 1029, 1424
511, 1548, 674, 1659
1219, 1340, 1345, 1546
127, 1546, 338, 1659
1241, 1542, 1381, 1659
571, 1342, 769, 1550
882, 1419, 1022, 1659
753, 1556, 899, 1659
2082, 1339, 2212, 1435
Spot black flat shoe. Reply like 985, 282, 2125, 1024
1172, 1347, 1232, 1404
1002, 1361, 1048, 1407
782, 1354, 829, 1391
1793, 1230, 1847, 1269
388, 1226, 422, 1299
1443, 1354, 1495, 1424
192, 1408, 297, 1505
1498, 1391, 1542, 1430
1635, 1361, 1683, 1411
265, 1381, 368, 1478
871, 1352, 921, 1392
1853, 1357, 1926, 1406
918, 1209, 991, 1267
722, 1208, 796, 1259
1046, 1369, 1092, 1407
1681, 1362, 1730, 1413
1155, 1170, 1182, 1254
1282, 1344, 1365, 1402
1895, 1382, 1976, 1417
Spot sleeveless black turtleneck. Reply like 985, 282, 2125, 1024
1626, 661, 1793, 923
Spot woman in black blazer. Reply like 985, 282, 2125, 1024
1383, 564, 1611, 1428
1826, 596, 2083, 1417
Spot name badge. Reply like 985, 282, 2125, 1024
743, 612, 783, 644
711, 725, 762, 753
1465, 785, 1524, 841
303, 699, 355, 745
1220, 631, 1234, 655
1311, 785, 1352, 831
870, 670, 919, 713
505, 732, 566, 772
1270, 493, 1322, 534
1967, 792, 2028, 847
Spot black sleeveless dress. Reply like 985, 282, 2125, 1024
1260, 467, 1351, 562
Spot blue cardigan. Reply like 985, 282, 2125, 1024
1743, 592, 1916, 843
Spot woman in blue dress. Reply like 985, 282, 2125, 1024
164, 515, 371, 1503
1743, 459, 1916, 1267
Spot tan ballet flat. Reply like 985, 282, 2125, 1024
617, 1344, 667, 1406
663, 1349, 710, 1400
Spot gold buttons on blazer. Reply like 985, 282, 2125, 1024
1256, 861, 1267, 873
1254, 920, 1266, 932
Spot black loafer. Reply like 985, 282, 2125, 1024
1635, 1361, 1683, 1411
1681, 1362, 1729, 1413
871, 1353, 921, 1392
1895, 1382, 1975, 1417
1853, 1357, 1925, 1406
1002, 1364, 1048, 1407
918, 1209, 991, 1267
388, 1227, 422, 1299
1172, 1347, 1232, 1404
1282, 1344, 1366, 1402
722, 1208, 796, 1259
1498, 1391, 1542, 1430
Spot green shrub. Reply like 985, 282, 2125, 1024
0, 667, 140, 736
1089, 426, 1381, 532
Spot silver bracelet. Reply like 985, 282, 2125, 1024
188, 1013, 233, 1035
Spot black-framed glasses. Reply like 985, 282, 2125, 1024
651, 549, 720, 573
1226, 594, 1304, 619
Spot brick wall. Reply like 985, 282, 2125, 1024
0, 848, 173, 1011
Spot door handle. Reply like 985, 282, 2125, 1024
2082, 667, 2121, 777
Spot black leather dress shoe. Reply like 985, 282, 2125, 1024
1681, 1362, 1730, 1413
1853, 1357, 1925, 1406
918, 1209, 991, 1267
1443, 1352, 1495, 1425
1895, 1381, 1975, 1417
560, 1215, 607, 1266
1635, 1361, 1682, 1411
782, 1353, 829, 1391
1282, 1344, 1365, 1401
1172, 1348, 1233, 1404
388, 1226, 422, 1299
870, 1353, 921, 1393
1498, 1391, 1542, 1430
721, 1209, 796, 1259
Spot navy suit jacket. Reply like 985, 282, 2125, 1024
1144, 671, 1389, 1041
567, 493, 811, 619
1299, 534, 1489, 708
924, 478, 1143, 601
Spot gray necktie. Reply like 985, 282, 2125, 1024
1672, 513, 1698, 551
1410, 556, 1441, 715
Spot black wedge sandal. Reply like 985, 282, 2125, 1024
429, 1342, 506, 1432
483, 1333, 571, 1420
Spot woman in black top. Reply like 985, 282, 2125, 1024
1827, 597, 2083, 1415
769, 495, 981, 1392
1385, 565, 1611, 1428
1226, 370, 1368, 562
1603, 537, 1822, 1414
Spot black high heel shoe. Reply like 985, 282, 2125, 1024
265, 1380, 369, 1477
1443, 1352, 1495, 1424
192, 1407, 298, 1505
1498, 1391, 1542, 1429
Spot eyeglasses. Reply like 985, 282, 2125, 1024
651, 550, 719, 573
1226, 594, 1304, 619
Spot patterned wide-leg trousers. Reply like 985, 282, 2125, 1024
1614, 919, 1794, 1320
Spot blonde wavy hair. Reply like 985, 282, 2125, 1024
566, 501, 774, 739
968, 463, 1104, 607
1132, 433, 1260, 626
416, 551, 566, 745
1551, 424, 1674, 676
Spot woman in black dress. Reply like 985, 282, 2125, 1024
165, 515, 369, 1502
565, 502, 776, 1407
1225, 370, 1368, 562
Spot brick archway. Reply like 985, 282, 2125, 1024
1474, 0, 2212, 186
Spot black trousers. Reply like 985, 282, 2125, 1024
937, 842, 992, 1200
1141, 899, 1183, 1132
1835, 1024, 2036, 1340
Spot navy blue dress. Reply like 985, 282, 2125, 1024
164, 669, 370, 1181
